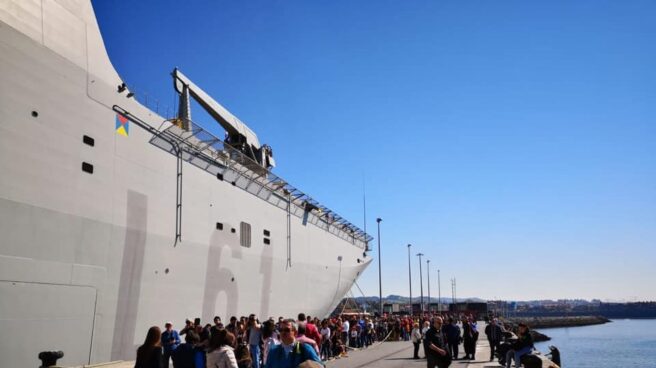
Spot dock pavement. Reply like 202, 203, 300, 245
327, 325, 501, 368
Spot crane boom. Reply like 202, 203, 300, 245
172, 68, 275, 169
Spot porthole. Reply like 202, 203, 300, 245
82, 162, 94, 174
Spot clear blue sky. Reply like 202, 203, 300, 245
93, 1, 656, 301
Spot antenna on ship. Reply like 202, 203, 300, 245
362, 174, 368, 251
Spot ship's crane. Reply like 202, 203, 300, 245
172, 68, 275, 170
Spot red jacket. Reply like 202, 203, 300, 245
305, 322, 322, 346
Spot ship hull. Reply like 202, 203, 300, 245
0, 1, 371, 367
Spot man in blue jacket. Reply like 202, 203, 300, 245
161, 321, 181, 368
265, 319, 323, 368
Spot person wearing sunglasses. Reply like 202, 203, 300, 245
264, 319, 323, 368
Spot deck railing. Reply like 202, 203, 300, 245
143, 117, 372, 249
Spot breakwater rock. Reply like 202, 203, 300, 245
530, 330, 551, 342
507, 315, 610, 329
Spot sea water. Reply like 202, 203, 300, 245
533, 318, 656, 368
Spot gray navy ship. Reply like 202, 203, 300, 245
0, 1, 372, 367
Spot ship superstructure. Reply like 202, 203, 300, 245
0, 1, 371, 367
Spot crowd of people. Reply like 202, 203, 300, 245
406, 313, 535, 368
133, 311, 533, 368
134, 312, 379, 368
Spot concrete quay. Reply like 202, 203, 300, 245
326, 338, 499, 368
326, 323, 558, 368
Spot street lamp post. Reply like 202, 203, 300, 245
437, 269, 441, 313
417, 253, 424, 314
376, 218, 383, 315
427, 259, 431, 313
407, 244, 412, 314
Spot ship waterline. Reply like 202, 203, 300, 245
0, 1, 371, 367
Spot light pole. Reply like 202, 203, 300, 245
426, 259, 431, 313
376, 218, 383, 315
407, 244, 412, 314
417, 253, 424, 314
437, 269, 441, 313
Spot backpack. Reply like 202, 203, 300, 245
289, 342, 324, 367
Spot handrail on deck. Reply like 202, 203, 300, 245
115, 106, 372, 247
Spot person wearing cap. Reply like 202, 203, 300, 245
505, 323, 534, 368
161, 322, 180, 368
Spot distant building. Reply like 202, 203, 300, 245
450, 302, 488, 316
383, 303, 401, 314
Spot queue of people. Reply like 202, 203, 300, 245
134, 311, 534, 368
134, 312, 387, 368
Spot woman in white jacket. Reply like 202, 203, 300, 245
207, 329, 239, 368
411, 322, 422, 359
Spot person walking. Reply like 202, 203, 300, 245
485, 318, 503, 362
424, 317, 451, 368
461, 317, 475, 360
444, 318, 461, 360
